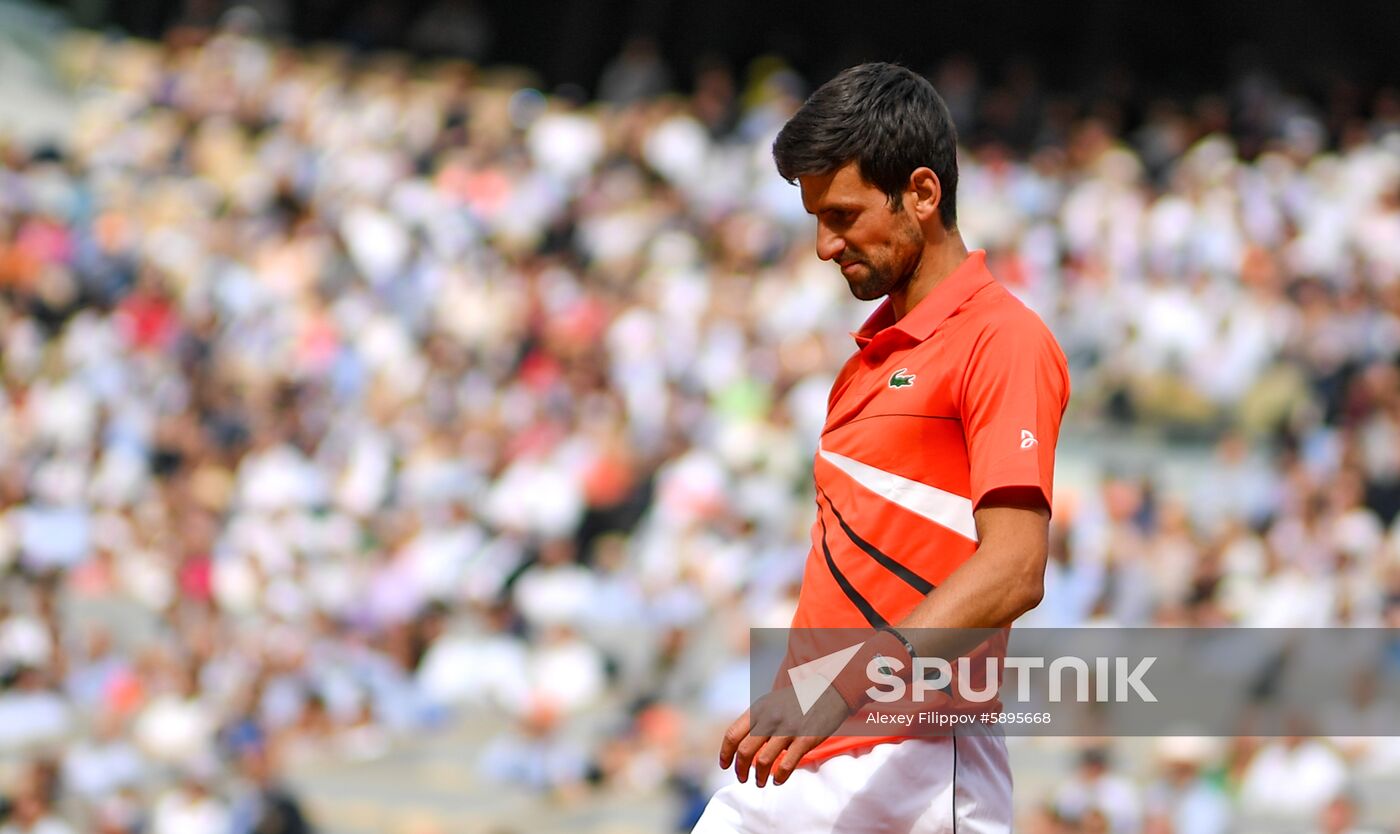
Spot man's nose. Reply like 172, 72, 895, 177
815, 227, 844, 262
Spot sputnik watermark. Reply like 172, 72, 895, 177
866, 654, 1158, 704
757, 627, 1400, 737
787, 642, 1157, 715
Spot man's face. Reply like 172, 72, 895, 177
798, 163, 925, 301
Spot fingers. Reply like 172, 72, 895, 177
720, 699, 824, 787
719, 710, 751, 770
732, 732, 770, 783
752, 735, 792, 787
721, 709, 771, 783
772, 737, 819, 786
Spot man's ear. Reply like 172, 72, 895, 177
907, 167, 942, 223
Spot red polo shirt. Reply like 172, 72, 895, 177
794, 249, 1070, 763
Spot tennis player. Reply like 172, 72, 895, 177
694, 62, 1070, 833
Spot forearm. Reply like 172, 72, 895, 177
895, 502, 1048, 658
900, 546, 1043, 631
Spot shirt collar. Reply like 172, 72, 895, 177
851, 250, 995, 350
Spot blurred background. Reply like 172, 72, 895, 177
2, 0, 1400, 832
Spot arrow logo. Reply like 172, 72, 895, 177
786, 642, 865, 714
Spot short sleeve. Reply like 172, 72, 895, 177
958, 313, 1070, 512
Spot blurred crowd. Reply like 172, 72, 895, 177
1, 14, 1400, 834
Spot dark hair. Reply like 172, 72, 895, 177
773, 62, 959, 228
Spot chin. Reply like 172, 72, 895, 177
848, 273, 896, 301
849, 284, 887, 301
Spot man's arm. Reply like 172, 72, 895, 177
898, 485, 1049, 634
725, 485, 1051, 788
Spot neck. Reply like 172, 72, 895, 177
888, 231, 969, 320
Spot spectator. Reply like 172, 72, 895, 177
229, 747, 313, 834
1142, 737, 1231, 834
1053, 747, 1142, 834
149, 764, 231, 834
1312, 792, 1387, 834
1241, 736, 1349, 819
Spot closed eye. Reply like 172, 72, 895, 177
821, 209, 856, 228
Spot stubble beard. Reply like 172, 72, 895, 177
846, 261, 900, 301
843, 210, 925, 302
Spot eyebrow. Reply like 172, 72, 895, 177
811, 202, 863, 216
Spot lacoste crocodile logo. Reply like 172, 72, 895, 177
888, 368, 917, 389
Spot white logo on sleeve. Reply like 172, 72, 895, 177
1020, 429, 1038, 449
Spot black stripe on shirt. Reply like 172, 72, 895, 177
817, 486, 937, 596
816, 509, 888, 629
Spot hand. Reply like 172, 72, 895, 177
718, 683, 853, 788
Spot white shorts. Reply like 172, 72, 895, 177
692, 735, 1012, 834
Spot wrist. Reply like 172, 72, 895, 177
831, 629, 914, 712
876, 624, 918, 662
